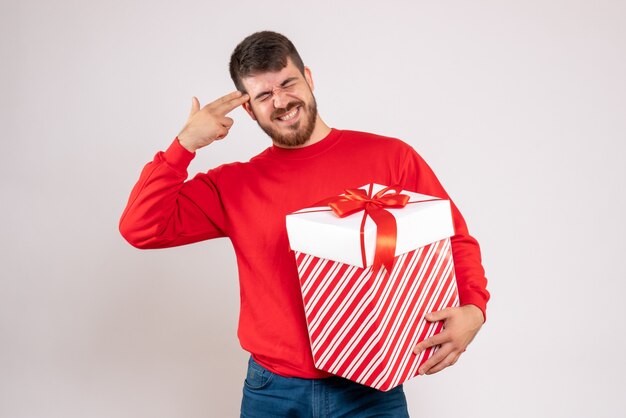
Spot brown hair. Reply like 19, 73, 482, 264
229, 31, 305, 93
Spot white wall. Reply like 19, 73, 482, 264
1, 1, 624, 417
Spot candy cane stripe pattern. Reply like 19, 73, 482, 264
295, 237, 459, 392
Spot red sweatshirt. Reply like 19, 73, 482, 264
119, 128, 489, 378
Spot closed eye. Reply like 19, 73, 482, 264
282, 79, 297, 88
254, 77, 299, 102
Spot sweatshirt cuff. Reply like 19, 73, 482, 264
164, 137, 195, 171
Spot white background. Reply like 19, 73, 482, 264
1, 1, 625, 417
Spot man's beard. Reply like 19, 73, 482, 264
256, 96, 318, 147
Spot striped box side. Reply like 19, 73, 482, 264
295, 237, 459, 391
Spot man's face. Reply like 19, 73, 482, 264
241, 58, 318, 147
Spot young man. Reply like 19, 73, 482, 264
120, 31, 489, 417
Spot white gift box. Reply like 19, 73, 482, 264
285, 184, 461, 391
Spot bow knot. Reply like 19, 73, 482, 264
316, 185, 409, 273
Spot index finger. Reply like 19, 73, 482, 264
213, 90, 245, 105
413, 330, 448, 355
216, 92, 250, 114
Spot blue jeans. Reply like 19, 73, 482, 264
240, 356, 410, 418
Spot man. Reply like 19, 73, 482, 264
120, 30, 489, 417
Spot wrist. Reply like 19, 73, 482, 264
176, 134, 198, 153
462, 304, 485, 325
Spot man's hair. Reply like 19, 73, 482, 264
229, 31, 305, 93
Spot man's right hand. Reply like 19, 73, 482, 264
177, 90, 250, 153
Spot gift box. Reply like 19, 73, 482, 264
286, 183, 460, 391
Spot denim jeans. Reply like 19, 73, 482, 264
240, 356, 410, 418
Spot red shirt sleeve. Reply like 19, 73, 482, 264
119, 138, 228, 249
399, 147, 490, 321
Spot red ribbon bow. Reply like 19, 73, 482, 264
315, 184, 410, 273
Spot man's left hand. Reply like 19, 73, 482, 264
412, 304, 484, 375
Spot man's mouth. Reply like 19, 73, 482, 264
274, 104, 302, 123
278, 106, 299, 121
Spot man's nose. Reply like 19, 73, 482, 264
271, 87, 289, 109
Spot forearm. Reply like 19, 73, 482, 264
450, 230, 489, 321
119, 138, 224, 248
401, 147, 490, 319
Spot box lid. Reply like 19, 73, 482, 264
286, 184, 455, 268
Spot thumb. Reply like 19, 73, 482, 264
188, 96, 200, 118
425, 308, 452, 322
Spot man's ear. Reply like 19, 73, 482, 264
242, 101, 257, 121
304, 66, 314, 91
